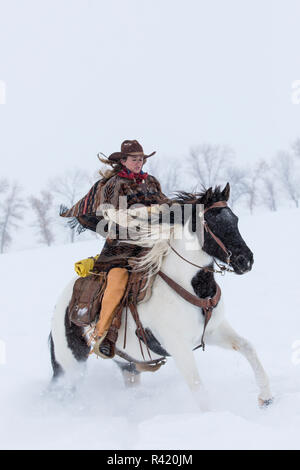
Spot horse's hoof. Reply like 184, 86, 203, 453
258, 397, 274, 408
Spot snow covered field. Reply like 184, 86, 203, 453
0, 209, 300, 450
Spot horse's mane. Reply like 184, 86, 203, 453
127, 186, 226, 279
172, 185, 225, 206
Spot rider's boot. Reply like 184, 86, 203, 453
92, 267, 129, 359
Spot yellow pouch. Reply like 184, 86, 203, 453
75, 254, 99, 277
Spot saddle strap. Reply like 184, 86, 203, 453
193, 309, 212, 352
128, 303, 152, 361
106, 325, 118, 343
158, 271, 221, 310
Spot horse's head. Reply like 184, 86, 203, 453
200, 183, 253, 274
174, 184, 254, 275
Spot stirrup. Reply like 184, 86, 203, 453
92, 331, 113, 359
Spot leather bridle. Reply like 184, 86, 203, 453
203, 201, 232, 266
168, 200, 234, 275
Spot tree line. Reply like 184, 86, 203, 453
1, 139, 300, 253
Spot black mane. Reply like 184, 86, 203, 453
172, 186, 225, 207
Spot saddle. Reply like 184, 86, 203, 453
68, 269, 155, 331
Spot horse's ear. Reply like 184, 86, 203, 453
203, 187, 213, 204
222, 182, 230, 201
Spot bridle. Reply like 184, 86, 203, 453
168, 200, 234, 275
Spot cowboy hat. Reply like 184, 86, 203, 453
107, 139, 156, 162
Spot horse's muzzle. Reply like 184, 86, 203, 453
232, 253, 254, 275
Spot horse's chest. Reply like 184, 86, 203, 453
140, 276, 225, 338
141, 278, 203, 328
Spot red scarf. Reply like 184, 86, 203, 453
118, 168, 148, 184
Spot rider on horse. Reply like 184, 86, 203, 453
60, 139, 170, 359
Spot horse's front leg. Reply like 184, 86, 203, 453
157, 329, 211, 411
207, 320, 273, 407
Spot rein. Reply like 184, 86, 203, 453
167, 243, 233, 275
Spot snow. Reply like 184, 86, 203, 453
1, 208, 300, 450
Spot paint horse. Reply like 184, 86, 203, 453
49, 184, 273, 410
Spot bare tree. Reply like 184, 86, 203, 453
163, 166, 180, 197
291, 138, 300, 159
145, 157, 182, 196
0, 182, 25, 253
258, 160, 279, 212
262, 176, 278, 212
242, 160, 266, 214
274, 151, 300, 208
224, 165, 248, 208
0, 178, 9, 196
29, 191, 55, 246
49, 168, 90, 242
188, 144, 235, 189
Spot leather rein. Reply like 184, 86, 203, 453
158, 200, 233, 350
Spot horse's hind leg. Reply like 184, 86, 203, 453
114, 360, 141, 387
207, 320, 273, 407
50, 308, 90, 390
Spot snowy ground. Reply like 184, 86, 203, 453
0, 209, 300, 450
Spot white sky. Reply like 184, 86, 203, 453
0, 0, 300, 189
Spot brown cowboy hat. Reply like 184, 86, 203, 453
107, 139, 156, 162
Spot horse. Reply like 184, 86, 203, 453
49, 183, 273, 410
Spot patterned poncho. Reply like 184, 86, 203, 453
60, 171, 170, 272
60, 172, 170, 234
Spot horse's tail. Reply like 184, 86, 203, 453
48, 331, 64, 380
